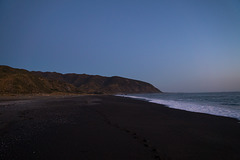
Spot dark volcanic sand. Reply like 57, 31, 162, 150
0, 95, 240, 160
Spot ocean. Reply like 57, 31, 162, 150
117, 92, 240, 120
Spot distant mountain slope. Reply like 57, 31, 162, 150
0, 66, 77, 94
32, 71, 161, 94
0, 65, 161, 94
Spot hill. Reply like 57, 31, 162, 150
0, 65, 161, 94
32, 71, 161, 94
0, 66, 77, 94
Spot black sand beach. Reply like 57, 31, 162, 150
0, 95, 240, 160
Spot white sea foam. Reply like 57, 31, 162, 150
116, 94, 240, 120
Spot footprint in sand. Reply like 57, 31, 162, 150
95, 110, 163, 160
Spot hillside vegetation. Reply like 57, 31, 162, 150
0, 65, 161, 94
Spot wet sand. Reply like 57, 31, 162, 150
0, 95, 240, 160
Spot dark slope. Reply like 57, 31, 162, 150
0, 65, 161, 94
0, 66, 77, 94
33, 71, 161, 94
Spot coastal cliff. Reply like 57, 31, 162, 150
0, 65, 161, 94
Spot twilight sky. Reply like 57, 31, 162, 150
1, 0, 240, 92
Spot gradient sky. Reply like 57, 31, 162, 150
1, 0, 240, 92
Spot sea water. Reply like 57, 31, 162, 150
117, 92, 240, 120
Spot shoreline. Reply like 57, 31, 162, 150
2, 93, 239, 122
120, 96, 240, 122
118, 93, 240, 122
1, 95, 240, 160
